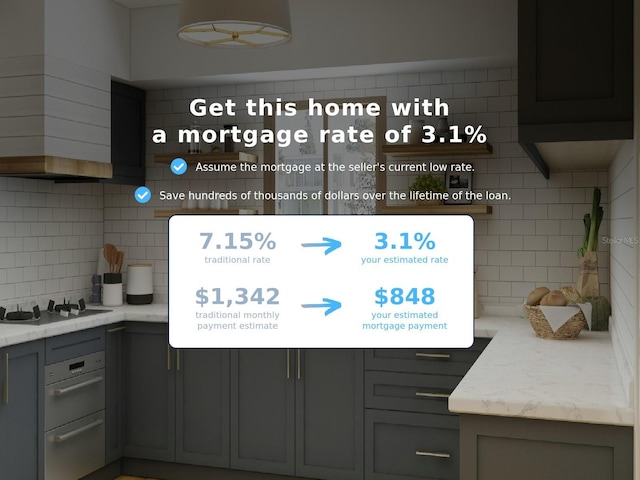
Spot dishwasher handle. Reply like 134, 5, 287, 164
53, 376, 103, 396
53, 419, 104, 443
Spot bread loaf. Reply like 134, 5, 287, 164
540, 290, 568, 306
526, 286, 550, 306
560, 286, 582, 304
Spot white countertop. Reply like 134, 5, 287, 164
450, 315, 634, 426
0, 303, 168, 348
0, 304, 633, 426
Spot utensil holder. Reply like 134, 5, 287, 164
103, 273, 123, 307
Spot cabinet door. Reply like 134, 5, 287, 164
518, 0, 633, 140
295, 349, 364, 480
0, 341, 45, 480
460, 414, 633, 480
176, 348, 230, 467
123, 322, 175, 461
110, 80, 145, 185
230, 349, 295, 475
366, 410, 459, 480
105, 324, 125, 464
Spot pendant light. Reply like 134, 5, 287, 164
177, 0, 292, 48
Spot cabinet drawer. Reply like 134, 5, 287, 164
365, 410, 459, 480
45, 327, 106, 365
366, 371, 460, 415
366, 337, 490, 375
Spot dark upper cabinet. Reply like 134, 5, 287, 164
518, 0, 633, 177
109, 80, 146, 185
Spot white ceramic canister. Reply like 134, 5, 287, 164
127, 264, 154, 305
103, 273, 123, 307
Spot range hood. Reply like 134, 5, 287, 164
0, 156, 113, 181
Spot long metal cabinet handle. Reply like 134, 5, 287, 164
54, 376, 103, 396
297, 349, 301, 380
177, 350, 181, 371
416, 450, 451, 459
415, 352, 451, 359
167, 344, 171, 370
3, 353, 8, 404
53, 419, 104, 443
107, 326, 127, 333
415, 392, 450, 399
286, 349, 290, 379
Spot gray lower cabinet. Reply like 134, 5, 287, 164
365, 339, 489, 480
176, 347, 230, 467
460, 414, 633, 480
0, 340, 45, 480
123, 322, 176, 461
105, 323, 126, 464
230, 349, 295, 475
231, 349, 364, 480
123, 322, 230, 467
366, 410, 459, 480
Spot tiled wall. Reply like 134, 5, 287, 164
0, 178, 103, 307
103, 65, 610, 306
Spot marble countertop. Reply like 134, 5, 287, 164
0, 303, 632, 426
449, 315, 634, 426
0, 303, 168, 348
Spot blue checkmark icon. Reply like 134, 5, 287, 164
134, 186, 152, 204
171, 157, 187, 175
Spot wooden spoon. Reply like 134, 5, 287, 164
115, 251, 125, 274
103, 244, 117, 273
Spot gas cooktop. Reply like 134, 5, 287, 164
0, 298, 112, 326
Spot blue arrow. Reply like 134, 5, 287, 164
301, 237, 342, 255
301, 298, 342, 316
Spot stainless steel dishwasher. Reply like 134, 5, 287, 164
44, 351, 105, 480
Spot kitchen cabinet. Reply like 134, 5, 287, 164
518, 0, 633, 177
123, 322, 230, 468
364, 340, 489, 480
176, 347, 230, 467
109, 80, 146, 185
0, 340, 45, 480
105, 323, 126, 464
230, 349, 364, 480
123, 322, 175, 461
459, 414, 633, 480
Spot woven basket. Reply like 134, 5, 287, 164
524, 305, 587, 340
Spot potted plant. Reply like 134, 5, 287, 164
409, 173, 446, 205
577, 187, 610, 330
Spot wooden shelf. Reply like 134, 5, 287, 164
381, 143, 493, 157
154, 208, 258, 218
378, 204, 492, 215
154, 152, 258, 164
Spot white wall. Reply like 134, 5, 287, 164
0, 0, 45, 58
130, 0, 517, 85
0, 1, 131, 162
45, 0, 131, 80
608, 140, 636, 404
